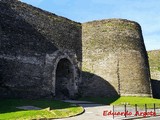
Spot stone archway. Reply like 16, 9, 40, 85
55, 58, 74, 99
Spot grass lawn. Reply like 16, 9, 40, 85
79, 96, 160, 108
0, 99, 84, 120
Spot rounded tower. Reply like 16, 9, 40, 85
82, 19, 151, 97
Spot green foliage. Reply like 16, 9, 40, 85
0, 99, 83, 120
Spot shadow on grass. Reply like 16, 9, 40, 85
0, 99, 73, 114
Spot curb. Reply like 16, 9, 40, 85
50, 104, 85, 120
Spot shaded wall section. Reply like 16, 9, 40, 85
80, 72, 119, 97
0, 0, 82, 99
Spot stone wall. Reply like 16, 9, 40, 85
0, 0, 82, 99
82, 19, 152, 97
0, 0, 82, 60
0, 0, 153, 99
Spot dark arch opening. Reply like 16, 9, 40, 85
55, 58, 74, 99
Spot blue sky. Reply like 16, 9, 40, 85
21, 0, 160, 51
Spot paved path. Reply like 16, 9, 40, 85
54, 100, 160, 120
140, 116, 160, 120
54, 100, 125, 120
55, 101, 114, 120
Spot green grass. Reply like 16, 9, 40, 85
112, 97, 160, 108
0, 99, 84, 120
79, 96, 160, 108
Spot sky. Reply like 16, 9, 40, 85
21, 0, 160, 51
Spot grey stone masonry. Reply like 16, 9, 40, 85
0, 0, 82, 99
82, 19, 152, 97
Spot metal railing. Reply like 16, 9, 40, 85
111, 103, 160, 119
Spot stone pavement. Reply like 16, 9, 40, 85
54, 100, 160, 120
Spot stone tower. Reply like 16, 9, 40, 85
82, 19, 152, 97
